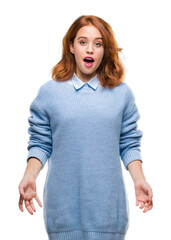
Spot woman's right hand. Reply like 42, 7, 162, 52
18, 176, 42, 215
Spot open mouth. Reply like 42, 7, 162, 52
83, 57, 94, 63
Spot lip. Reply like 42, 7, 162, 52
83, 56, 94, 61
84, 61, 94, 67
83, 56, 95, 67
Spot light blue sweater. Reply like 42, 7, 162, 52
27, 73, 143, 240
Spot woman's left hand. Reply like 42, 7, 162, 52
134, 179, 153, 213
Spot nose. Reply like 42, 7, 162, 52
86, 43, 94, 53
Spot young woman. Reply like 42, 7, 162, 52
18, 15, 153, 240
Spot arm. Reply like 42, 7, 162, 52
19, 158, 45, 215
23, 157, 43, 180
127, 160, 153, 213
26, 88, 53, 168
18, 157, 43, 215
18, 88, 52, 215
127, 160, 146, 183
119, 86, 153, 212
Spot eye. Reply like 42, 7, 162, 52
95, 42, 102, 47
80, 40, 86, 45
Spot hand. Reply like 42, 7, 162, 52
18, 177, 42, 215
134, 179, 153, 213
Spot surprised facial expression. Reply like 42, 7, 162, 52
70, 25, 104, 81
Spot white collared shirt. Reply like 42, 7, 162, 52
67, 72, 100, 91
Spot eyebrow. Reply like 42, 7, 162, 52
77, 36, 103, 40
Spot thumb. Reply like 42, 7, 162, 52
148, 187, 153, 202
18, 184, 25, 199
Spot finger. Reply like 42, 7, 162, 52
18, 185, 25, 199
148, 200, 153, 210
18, 195, 24, 212
144, 200, 153, 212
30, 199, 36, 212
35, 195, 42, 208
148, 205, 153, 210
25, 200, 34, 215
136, 200, 140, 206
143, 206, 148, 213
148, 187, 153, 202
147, 196, 153, 209
144, 205, 151, 213
143, 202, 149, 213
139, 202, 145, 209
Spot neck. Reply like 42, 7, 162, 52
75, 70, 96, 83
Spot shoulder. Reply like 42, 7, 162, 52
36, 79, 62, 98
32, 80, 60, 106
116, 81, 135, 101
39, 79, 58, 92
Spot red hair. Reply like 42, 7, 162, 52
51, 15, 125, 89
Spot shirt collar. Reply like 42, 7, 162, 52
71, 72, 100, 91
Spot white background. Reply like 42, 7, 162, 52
0, 0, 170, 239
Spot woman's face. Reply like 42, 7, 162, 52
70, 25, 104, 81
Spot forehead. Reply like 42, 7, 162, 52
76, 25, 102, 39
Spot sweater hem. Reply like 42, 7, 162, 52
48, 229, 126, 240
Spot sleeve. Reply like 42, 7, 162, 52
26, 96, 52, 169
119, 87, 143, 170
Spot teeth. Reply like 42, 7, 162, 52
84, 58, 94, 62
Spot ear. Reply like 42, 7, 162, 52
70, 42, 74, 54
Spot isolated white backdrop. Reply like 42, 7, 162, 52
0, 0, 170, 239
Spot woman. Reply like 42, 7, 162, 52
18, 15, 153, 240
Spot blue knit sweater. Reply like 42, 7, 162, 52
27, 73, 143, 240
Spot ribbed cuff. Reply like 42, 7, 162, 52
122, 149, 143, 170
26, 147, 48, 168
48, 230, 126, 240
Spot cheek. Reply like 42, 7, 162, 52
98, 50, 104, 61
74, 46, 83, 57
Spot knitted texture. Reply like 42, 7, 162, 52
27, 74, 143, 240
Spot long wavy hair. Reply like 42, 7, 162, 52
51, 15, 125, 89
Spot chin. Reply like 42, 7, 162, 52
83, 67, 98, 75
76, 64, 99, 76
84, 71, 97, 76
